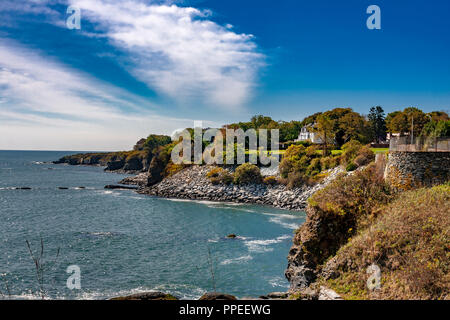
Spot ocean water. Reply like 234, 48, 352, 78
0, 151, 305, 300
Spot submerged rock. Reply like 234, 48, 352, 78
104, 185, 138, 190
110, 291, 178, 300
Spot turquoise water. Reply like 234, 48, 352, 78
0, 151, 305, 299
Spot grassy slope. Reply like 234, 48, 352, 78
322, 184, 449, 300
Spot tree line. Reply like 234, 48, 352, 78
226, 106, 449, 151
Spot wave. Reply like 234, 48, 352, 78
268, 276, 289, 288
268, 217, 299, 229
166, 198, 235, 208
4, 284, 206, 300
261, 212, 304, 229
262, 212, 303, 219
79, 231, 123, 238
165, 198, 250, 210
220, 255, 253, 265
244, 235, 291, 253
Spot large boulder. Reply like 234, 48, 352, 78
146, 156, 167, 186
119, 173, 149, 186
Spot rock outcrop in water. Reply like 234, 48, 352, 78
52, 135, 174, 175
53, 150, 152, 174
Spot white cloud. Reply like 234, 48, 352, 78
0, 0, 264, 150
0, 41, 219, 151
68, 0, 265, 109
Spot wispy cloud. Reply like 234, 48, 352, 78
0, 0, 264, 150
0, 41, 219, 150
68, 0, 265, 109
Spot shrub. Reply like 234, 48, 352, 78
279, 144, 308, 178
306, 158, 321, 176
284, 144, 307, 160
340, 140, 363, 165
309, 163, 392, 224
301, 164, 392, 268
305, 145, 320, 157
263, 175, 278, 185
279, 158, 294, 178
220, 171, 234, 185
234, 163, 262, 184
207, 167, 233, 185
320, 155, 340, 170
286, 171, 304, 189
207, 167, 223, 178
346, 162, 357, 172
354, 146, 375, 167
144, 134, 172, 152
164, 161, 185, 177
125, 150, 149, 162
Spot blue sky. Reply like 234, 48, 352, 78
0, 0, 449, 150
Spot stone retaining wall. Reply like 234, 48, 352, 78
385, 151, 450, 190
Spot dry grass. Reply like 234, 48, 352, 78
323, 184, 450, 300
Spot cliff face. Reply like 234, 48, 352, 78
285, 164, 394, 296
285, 204, 354, 290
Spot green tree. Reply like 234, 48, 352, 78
339, 112, 370, 144
421, 120, 450, 138
386, 111, 408, 136
428, 111, 449, 122
404, 107, 428, 138
368, 106, 387, 143
250, 115, 274, 129
314, 114, 335, 156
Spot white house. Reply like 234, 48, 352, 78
295, 123, 323, 144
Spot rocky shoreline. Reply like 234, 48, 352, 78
109, 287, 342, 300
135, 165, 344, 211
